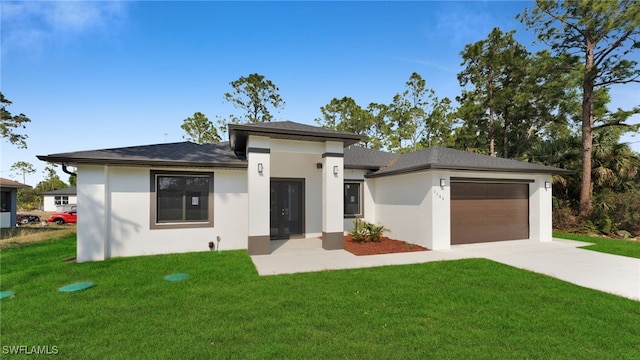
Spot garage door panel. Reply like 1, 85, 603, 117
451, 182, 529, 245
451, 183, 486, 199
485, 225, 507, 242
503, 199, 528, 214
505, 185, 529, 199
483, 200, 509, 215
502, 226, 529, 240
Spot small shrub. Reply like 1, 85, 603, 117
592, 191, 640, 236
552, 200, 579, 231
349, 219, 389, 243
348, 219, 368, 243
364, 222, 389, 242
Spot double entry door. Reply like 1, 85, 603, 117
270, 179, 304, 239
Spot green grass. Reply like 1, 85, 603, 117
1, 237, 639, 359
554, 231, 640, 259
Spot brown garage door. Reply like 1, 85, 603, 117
451, 182, 529, 245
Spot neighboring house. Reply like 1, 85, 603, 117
43, 186, 77, 212
0, 177, 31, 228
37, 121, 570, 262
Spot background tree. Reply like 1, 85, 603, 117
223, 73, 285, 124
402, 72, 429, 151
16, 187, 38, 211
1, 92, 31, 149
388, 72, 446, 152
365, 102, 392, 150
10, 161, 37, 210
387, 92, 412, 152
181, 112, 221, 144
457, 28, 579, 159
457, 28, 530, 157
35, 164, 68, 192
518, 0, 640, 217
315, 97, 374, 146
10, 161, 36, 184
421, 96, 457, 148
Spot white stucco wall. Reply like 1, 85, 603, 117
43, 195, 78, 212
373, 171, 435, 249
76, 165, 248, 262
0, 212, 12, 228
247, 136, 271, 239
322, 141, 344, 236
77, 165, 108, 261
527, 174, 553, 242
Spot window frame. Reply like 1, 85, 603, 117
1, 191, 10, 212
54, 195, 69, 206
149, 170, 214, 229
344, 180, 364, 218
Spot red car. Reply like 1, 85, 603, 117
47, 210, 77, 225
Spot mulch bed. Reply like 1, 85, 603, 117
338, 235, 429, 256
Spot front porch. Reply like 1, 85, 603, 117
228, 122, 364, 256
250, 237, 463, 276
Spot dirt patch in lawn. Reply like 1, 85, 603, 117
340, 235, 429, 256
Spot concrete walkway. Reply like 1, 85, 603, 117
251, 238, 640, 301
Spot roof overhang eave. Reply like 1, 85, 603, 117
344, 164, 382, 171
36, 156, 248, 169
228, 124, 365, 159
366, 164, 574, 178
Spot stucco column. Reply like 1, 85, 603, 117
246, 136, 271, 255
76, 165, 108, 262
530, 175, 553, 242
322, 141, 344, 250
428, 172, 451, 250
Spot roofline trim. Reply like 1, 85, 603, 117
228, 123, 365, 142
36, 156, 248, 169
366, 164, 573, 178
228, 123, 366, 159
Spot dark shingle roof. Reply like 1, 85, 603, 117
43, 186, 77, 196
36, 135, 570, 176
365, 146, 571, 177
343, 146, 398, 170
37, 142, 246, 169
0, 177, 31, 188
230, 121, 364, 138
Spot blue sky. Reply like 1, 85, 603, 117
2, 1, 639, 186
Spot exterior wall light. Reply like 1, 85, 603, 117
440, 178, 446, 188
316, 163, 323, 169
258, 163, 263, 173
545, 181, 551, 189
333, 166, 339, 175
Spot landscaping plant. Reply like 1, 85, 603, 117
348, 219, 389, 243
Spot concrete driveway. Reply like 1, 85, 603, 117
251, 238, 640, 301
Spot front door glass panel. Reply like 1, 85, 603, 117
270, 180, 304, 239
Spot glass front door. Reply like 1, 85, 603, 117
270, 179, 304, 239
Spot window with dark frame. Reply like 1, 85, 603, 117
54, 196, 69, 206
151, 172, 213, 227
1, 191, 9, 212
344, 181, 363, 218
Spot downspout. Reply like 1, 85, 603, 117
62, 164, 77, 178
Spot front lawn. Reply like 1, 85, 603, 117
554, 231, 640, 259
1, 237, 639, 358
